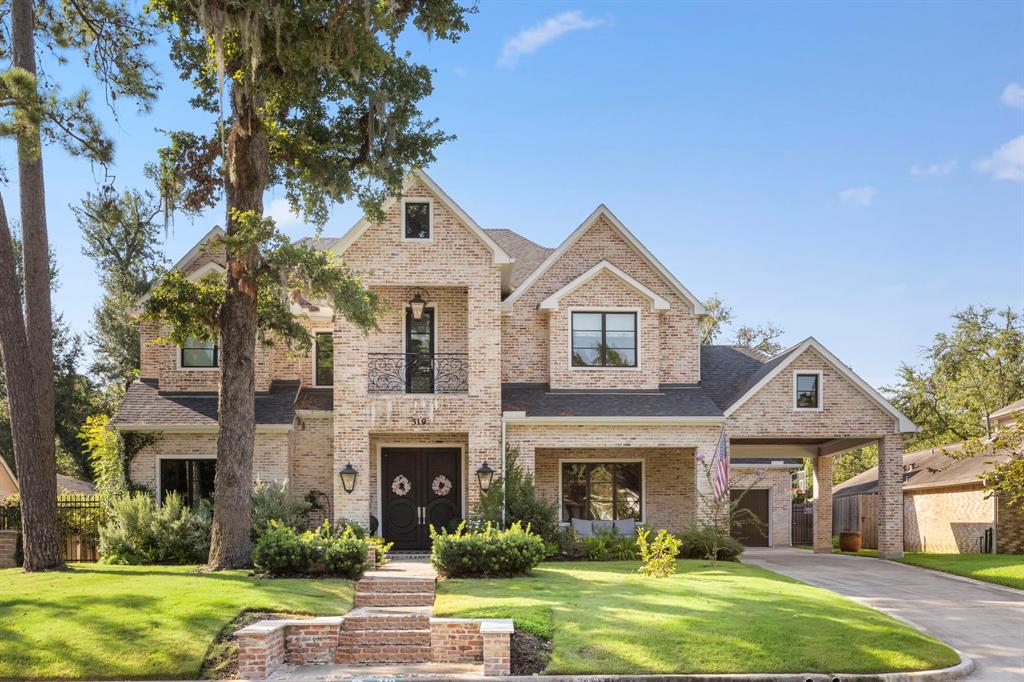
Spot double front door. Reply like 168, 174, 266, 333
381, 447, 462, 550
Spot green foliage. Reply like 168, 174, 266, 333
636, 528, 682, 577
958, 412, 1024, 511
430, 521, 546, 578
554, 527, 587, 560
678, 525, 744, 563
832, 445, 878, 485
476, 446, 560, 544
99, 492, 211, 564
251, 520, 314, 575
250, 480, 311, 539
886, 306, 1024, 449
307, 523, 368, 580
699, 294, 784, 354
582, 528, 640, 561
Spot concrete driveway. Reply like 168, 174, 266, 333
744, 547, 1024, 681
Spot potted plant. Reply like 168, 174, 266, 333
839, 530, 862, 552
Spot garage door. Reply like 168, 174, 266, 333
730, 489, 769, 547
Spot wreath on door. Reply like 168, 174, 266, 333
431, 474, 453, 497
391, 474, 412, 497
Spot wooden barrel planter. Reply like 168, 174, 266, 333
839, 531, 862, 552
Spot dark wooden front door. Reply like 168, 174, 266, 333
381, 447, 461, 550
730, 488, 770, 547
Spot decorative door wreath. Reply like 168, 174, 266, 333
431, 474, 453, 497
391, 474, 412, 497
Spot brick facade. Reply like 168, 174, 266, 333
903, 484, 993, 553
996, 496, 1024, 554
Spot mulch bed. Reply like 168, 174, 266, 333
200, 612, 300, 679
510, 630, 552, 675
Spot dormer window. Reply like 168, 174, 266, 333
571, 311, 637, 368
181, 338, 218, 368
794, 371, 822, 410
403, 200, 431, 240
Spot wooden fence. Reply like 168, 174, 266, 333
832, 494, 878, 549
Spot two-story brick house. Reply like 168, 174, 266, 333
112, 170, 918, 558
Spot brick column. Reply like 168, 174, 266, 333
466, 283, 501, 513
334, 316, 371, 528
812, 454, 833, 554
481, 620, 513, 676
878, 433, 904, 559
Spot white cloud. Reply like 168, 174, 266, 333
1001, 82, 1024, 109
265, 198, 301, 226
838, 185, 877, 206
909, 160, 956, 177
498, 11, 605, 68
975, 135, 1024, 182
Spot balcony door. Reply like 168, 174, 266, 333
381, 447, 461, 550
406, 307, 434, 393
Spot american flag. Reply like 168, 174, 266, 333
713, 429, 729, 498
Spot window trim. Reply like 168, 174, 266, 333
177, 338, 219, 370
568, 307, 641, 371
155, 454, 217, 505
557, 458, 645, 524
401, 197, 434, 242
312, 330, 334, 387
793, 370, 824, 411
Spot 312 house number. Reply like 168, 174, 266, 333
410, 417, 429, 425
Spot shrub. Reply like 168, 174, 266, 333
251, 481, 311, 539
252, 521, 314, 575
678, 524, 744, 562
311, 524, 368, 579
637, 528, 682, 577
99, 492, 210, 564
582, 528, 640, 561
475, 446, 559, 544
430, 521, 546, 578
554, 527, 587, 560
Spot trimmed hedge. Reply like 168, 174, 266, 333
430, 521, 545, 578
251, 521, 370, 579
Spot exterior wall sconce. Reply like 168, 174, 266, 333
409, 291, 428, 320
476, 462, 495, 494
339, 463, 358, 494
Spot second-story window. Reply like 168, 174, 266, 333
403, 201, 431, 240
181, 338, 218, 368
795, 372, 822, 409
314, 332, 333, 386
571, 312, 637, 368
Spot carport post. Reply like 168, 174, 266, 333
877, 434, 905, 560
812, 454, 833, 553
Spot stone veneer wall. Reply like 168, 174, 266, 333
501, 213, 701, 385
996, 496, 1024, 554
729, 468, 793, 546
903, 484, 993, 553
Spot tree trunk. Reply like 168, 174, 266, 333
0, 0, 63, 571
206, 82, 269, 570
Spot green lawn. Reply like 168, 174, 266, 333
895, 553, 1024, 590
0, 564, 354, 680
434, 561, 959, 675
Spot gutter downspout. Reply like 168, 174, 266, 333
501, 418, 507, 527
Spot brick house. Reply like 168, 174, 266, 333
112, 170, 918, 558
833, 399, 1024, 554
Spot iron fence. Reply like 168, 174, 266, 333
367, 353, 469, 394
791, 502, 814, 545
0, 494, 104, 562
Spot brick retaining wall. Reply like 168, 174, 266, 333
0, 530, 18, 568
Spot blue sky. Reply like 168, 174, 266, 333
7, 0, 1023, 389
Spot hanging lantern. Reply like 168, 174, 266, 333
476, 462, 495, 494
409, 291, 427, 320
339, 463, 358, 494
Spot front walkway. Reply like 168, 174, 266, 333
743, 547, 1024, 681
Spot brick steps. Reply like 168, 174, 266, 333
342, 609, 432, 631
357, 577, 435, 593
335, 644, 434, 664
337, 575, 438, 665
339, 628, 431, 647
353, 591, 434, 607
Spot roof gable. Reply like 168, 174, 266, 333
539, 260, 670, 311
501, 205, 705, 315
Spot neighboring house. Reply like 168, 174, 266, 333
112, 169, 917, 557
833, 402, 1024, 554
0, 457, 97, 498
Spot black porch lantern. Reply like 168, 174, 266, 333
409, 291, 428, 320
339, 463, 358, 494
476, 462, 495, 494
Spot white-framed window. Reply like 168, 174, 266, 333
179, 338, 219, 369
794, 370, 823, 410
313, 331, 333, 387
559, 460, 643, 522
570, 310, 638, 368
402, 198, 432, 241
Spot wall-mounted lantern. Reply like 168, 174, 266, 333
339, 463, 358, 494
408, 291, 428, 320
476, 462, 495, 494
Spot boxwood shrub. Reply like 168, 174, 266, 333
251, 520, 314, 575
430, 521, 545, 578
251, 521, 371, 579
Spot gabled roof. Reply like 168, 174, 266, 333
500, 205, 706, 315
331, 169, 513, 267
990, 398, 1024, 420
720, 337, 919, 433
170, 225, 225, 272
485, 228, 553, 290
538, 260, 670, 311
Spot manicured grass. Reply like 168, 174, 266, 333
0, 564, 354, 680
434, 560, 959, 675
895, 553, 1024, 590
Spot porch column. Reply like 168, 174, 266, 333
333, 315, 371, 528
877, 433, 904, 559
812, 454, 833, 553
466, 283, 501, 513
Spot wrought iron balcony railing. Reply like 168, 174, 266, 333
367, 353, 469, 394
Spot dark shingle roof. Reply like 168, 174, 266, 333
57, 475, 96, 495
485, 228, 553, 289
112, 379, 297, 428
295, 387, 332, 412
502, 383, 723, 418
699, 345, 771, 410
